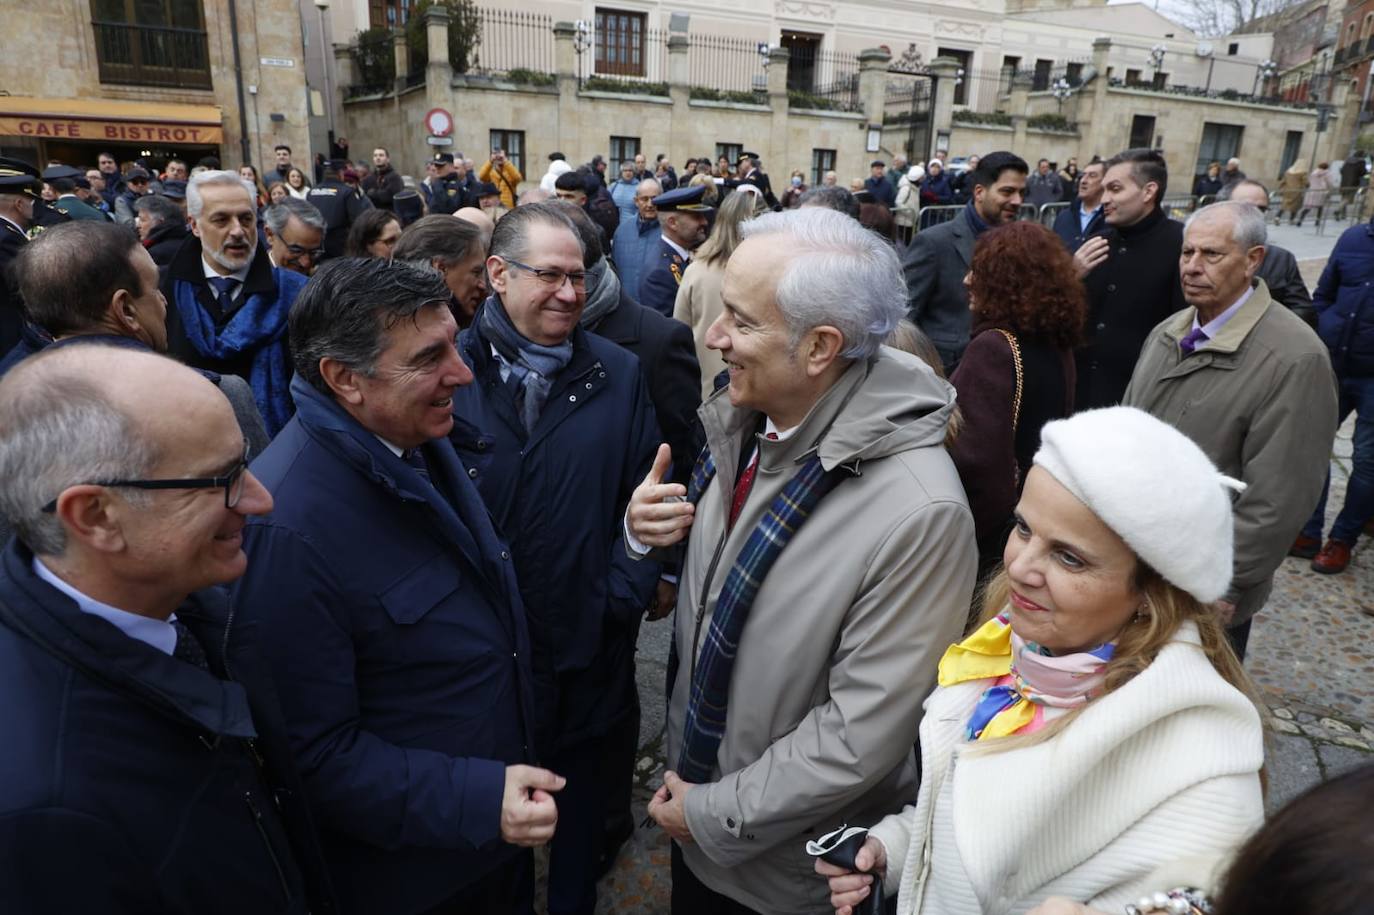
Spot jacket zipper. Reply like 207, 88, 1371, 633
689, 530, 729, 673
244, 790, 292, 902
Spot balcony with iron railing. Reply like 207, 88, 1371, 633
92, 20, 212, 89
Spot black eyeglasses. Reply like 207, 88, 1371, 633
42, 442, 251, 513
285, 243, 326, 260
503, 258, 589, 291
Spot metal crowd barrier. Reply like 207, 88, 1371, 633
1037, 202, 1069, 226
913, 204, 965, 232
1161, 195, 1199, 221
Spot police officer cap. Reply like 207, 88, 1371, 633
653, 184, 714, 212
161, 180, 187, 200
41, 164, 83, 182
737, 151, 759, 164
125, 166, 151, 182
0, 157, 43, 198
432, 152, 455, 165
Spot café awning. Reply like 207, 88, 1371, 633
0, 96, 224, 145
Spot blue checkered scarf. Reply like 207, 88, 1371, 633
672, 441, 847, 783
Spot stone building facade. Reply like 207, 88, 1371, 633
0, 0, 313, 174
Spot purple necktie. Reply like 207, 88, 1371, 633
1179, 327, 1208, 355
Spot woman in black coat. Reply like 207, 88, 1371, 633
947, 221, 1087, 578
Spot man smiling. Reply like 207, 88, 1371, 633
160, 171, 308, 436
450, 202, 661, 915
628, 207, 974, 913
235, 258, 554, 915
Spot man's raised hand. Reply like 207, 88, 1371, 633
627, 443, 696, 548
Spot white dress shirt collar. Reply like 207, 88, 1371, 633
32, 557, 177, 655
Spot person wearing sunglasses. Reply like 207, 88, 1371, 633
263, 198, 327, 278
450, 202, 662, 915
0, 344, 337, 913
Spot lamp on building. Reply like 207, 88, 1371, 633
314, 0, 335, 144
574, 19, 592, 83
1052, 76, 1072, 111
1254, 58, 1278, 98
1149, 43, 1166, 77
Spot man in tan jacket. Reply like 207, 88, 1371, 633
627, 208, 975, 913
1124, 201, 1337, 659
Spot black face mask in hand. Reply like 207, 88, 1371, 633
807, 824, 884, 915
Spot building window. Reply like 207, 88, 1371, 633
609, 136, 640, 169
1279, 130, 1303, 175
783, 31, 823, 93
489, 129, 525, 179
1195, 122, 1243, 177
1065, 62, 1084, 86
1032, 58, 1053, 91
1125, 68, 1143, 86
595, 8, 647, 77
1227, 42, 1239, 55
1128, 114, 1156, 149
811, 148, 836, 186
89, 0, 212, 89
716, 142, 742, 169
1151, 71, 1169, 90
368, 0, 412, 29
937, 48, 973, 104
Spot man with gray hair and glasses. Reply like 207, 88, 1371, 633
1124, 200, 1337, 660
234, 257, 556, 915
159, 170, 309, 436
449, 202, 661, 915
626, 207, 975, 912
0, 344, 335, 912
262, 197, 326, 278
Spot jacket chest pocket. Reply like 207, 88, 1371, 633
379, 561, 463, 625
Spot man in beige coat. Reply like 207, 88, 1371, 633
627, 208, 976, 913
1124, 201, 1337, 660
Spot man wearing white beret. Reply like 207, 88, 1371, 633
1124, 200, 1337, 659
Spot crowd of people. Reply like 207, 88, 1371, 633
0, 132, 1370, 915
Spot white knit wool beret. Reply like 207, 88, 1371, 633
1032, 407, 1245, 604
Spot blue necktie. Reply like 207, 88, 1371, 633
1179, 327, 1208, 355
207, 276, 238, 316
403, 447, 432, 485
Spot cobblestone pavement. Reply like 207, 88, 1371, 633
591, 233, 1368, 913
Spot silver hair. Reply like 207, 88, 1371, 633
739, 208, 906, 360
263, 197, 326, 235
1185, 200, 1267, 251
0, 354, 156, 554
636, 177, 662, 196
187, 169, 256, 218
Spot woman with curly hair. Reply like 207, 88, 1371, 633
948, 220, 1086, 574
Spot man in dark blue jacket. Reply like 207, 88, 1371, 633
451, 203, 661, 915
1294, 217, 1374, 574
1052, 158, 1105, 252
234, 258, 559, 915
0, 345, 334, 914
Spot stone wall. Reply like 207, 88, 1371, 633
0, 0, 312, 168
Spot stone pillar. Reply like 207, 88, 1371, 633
553, 22, 582, 163
858, 47, 891, 129
668, 33, 692, 167
768, 46, 791, 170
333, 42, 356, 137
1081, 37, 1113, 160
928, 57, 961, 162
1009, 73, 1031, 153
393, 28, 410, 95
424, 4, 451, 114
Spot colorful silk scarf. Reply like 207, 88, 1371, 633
937, 612, 1115, 741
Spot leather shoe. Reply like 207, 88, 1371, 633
1290, 534, 1321, 559
1311, 540, 1353, 574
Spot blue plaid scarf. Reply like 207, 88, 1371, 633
673, 440, 847, 783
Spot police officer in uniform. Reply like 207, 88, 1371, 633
306, 158, 373, 260
638, 184, 712, 318
0, 158, 68, 355
731, 151, 781, 211
43, 165, 109, 222
426, 152, 470, 215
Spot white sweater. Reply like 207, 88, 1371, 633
867, 622, 1264, 915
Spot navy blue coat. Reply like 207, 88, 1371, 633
1314, 219, 1374, 377
235, 377, 537, 915
452, 307, 661, 754
1052, 199, 1105, 252
0, 540, 335, 915
638, 237, 688, 317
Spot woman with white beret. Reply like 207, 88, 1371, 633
816, 406, 1264, 915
